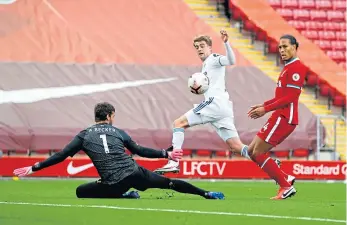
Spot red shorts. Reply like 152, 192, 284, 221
257, 115, 296, 147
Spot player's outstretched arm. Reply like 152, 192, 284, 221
219, 30, 236, 66
119, 129, 182, 161
126, 140, 182, 161
13, 133, 84, 177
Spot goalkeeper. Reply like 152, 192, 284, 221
14, 102, 224, 200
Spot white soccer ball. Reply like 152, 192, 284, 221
188, 72, 209, 95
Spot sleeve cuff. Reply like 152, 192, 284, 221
32, 163, 41, 171
264, 104, 272, 113
162, 149, 168, 158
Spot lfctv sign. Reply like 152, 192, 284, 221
182, 161, 226, 176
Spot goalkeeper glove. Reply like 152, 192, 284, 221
13, 162, 39, 177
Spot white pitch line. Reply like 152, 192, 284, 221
0, 201, 345, 223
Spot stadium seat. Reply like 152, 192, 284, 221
273, 150, 290, 159
329, 87, 338, 98
319, 83, 331, 96
314, 40, 332, 50
315, 1, 333, 10
333, 1, 346, 11
323, 22, 341, 31
214, 150, 230, 158
183, 149, 193, 157
306, 21, 323, 30
243, 19, 258, 32
306, 73, 319, 86
282, 0, 298, 9
292, 149, 310, 159
276, 8, 294, 20
301, 30, 318, 40
230, 5, 248, 21
326, 51, 346, 63
310, 10, 327, 21
340, 23, 346, 31
331, 41, 346, 51
327, 11, 345, 22
267, 39, 278, 53
317, 78, 328, 87
333, 95, 346, 107
298, 0, 315, 9
255, 30, 268, 41
268, 0, 282, 9
336, 32, 346, 41
196, 149, 212, 158
288, 20, 306, 31
318, 31, 336, 40
293, 9, 310, 20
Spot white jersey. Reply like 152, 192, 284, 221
201, 53, 229, 101
185, 44, 239, 140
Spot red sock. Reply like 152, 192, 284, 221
254, 154, 291, 188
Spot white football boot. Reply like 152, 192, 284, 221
154, 160, 180, 174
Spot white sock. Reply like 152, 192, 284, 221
241, 145, 250, 159
171, 128, 185, 162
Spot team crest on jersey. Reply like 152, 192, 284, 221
203, 72, 207, 75
292, 73, 300, 81
213, 54, 220, 57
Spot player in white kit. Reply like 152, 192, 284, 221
154, 30, 250, 174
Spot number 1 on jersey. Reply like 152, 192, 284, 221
99, 134, 110, 153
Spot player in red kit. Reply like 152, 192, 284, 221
247, 35, 307, 200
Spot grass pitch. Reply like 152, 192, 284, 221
0, 179, 345, 225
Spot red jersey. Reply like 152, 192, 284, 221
263, 58, 307, 125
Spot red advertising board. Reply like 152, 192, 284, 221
1, 157, 346, 180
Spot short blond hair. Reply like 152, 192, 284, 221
193, 35, 212, 47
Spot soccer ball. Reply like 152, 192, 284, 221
188, 73, 209, 95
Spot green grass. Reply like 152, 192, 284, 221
0, 179, 345, 225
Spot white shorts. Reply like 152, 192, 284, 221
184, 97, 239, 141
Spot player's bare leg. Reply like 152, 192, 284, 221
248, 136, 296, 200
154, 115, 189, 174
225, 137, 250, 159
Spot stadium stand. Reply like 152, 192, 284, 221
0, 0, 344, 161
269, 0, 346, 65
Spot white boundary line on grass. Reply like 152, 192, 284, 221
0, 201, 345, 223
1, 177, 346, 183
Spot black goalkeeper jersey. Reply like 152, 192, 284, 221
32, 123, 169, 184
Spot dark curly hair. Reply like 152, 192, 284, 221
94, 102, 115, 122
